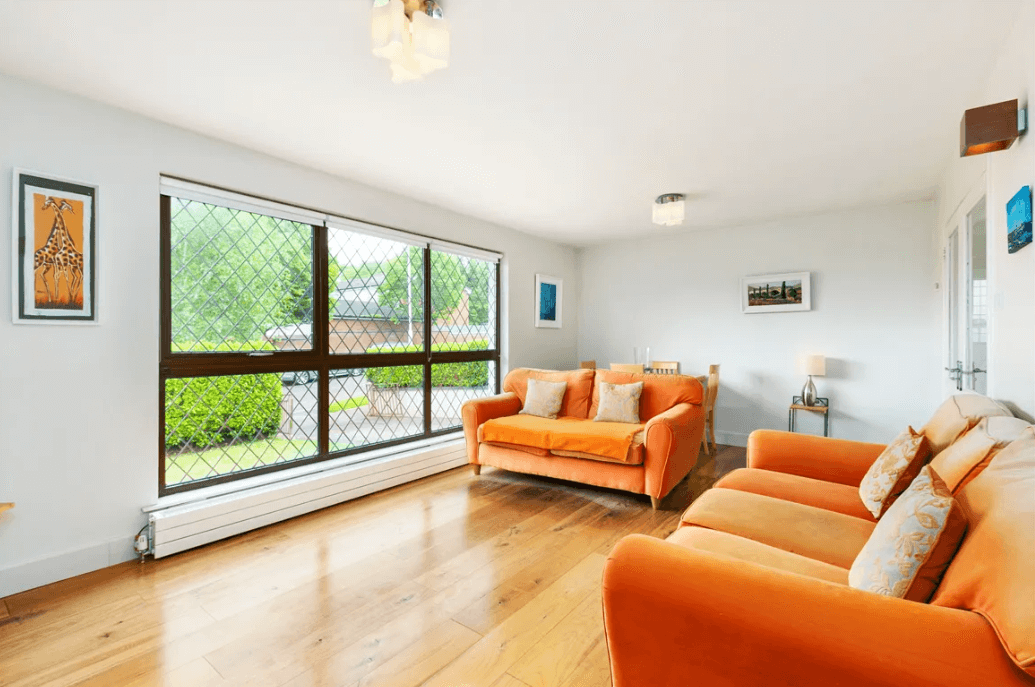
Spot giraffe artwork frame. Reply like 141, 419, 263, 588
12, 169, 98, 324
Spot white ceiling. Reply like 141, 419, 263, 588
0, 1, 1024, 245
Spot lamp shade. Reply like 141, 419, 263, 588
805, 355, 826, 376
411, 11, 450, 73
372, 0, 408, 60
652, 196, 685, 226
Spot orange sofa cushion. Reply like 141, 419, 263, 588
921, 393, 1012, 456
667, 526, 850, 586
478, 414, 645, 465
483, 441, 551, 457
589, 369, 703, 422
503, 368, 595, 419
551, 430, 644, 465
930, 418, 1033, 493
680, 488, 875, 569
715, 468, 875, 521
932, 432, 1035, 678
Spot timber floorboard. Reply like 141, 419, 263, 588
0, 445, 745, 687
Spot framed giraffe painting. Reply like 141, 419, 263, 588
12, 170, 98, 324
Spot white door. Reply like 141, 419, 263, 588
944, 195, 989, 394
964, 198, 988, 393
944, 229, 961, 393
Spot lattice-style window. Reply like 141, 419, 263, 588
160, 185, 500, 496
170, 198, 314, 352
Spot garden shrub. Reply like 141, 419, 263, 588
165, 341, 282, 448
366, 340, 490, 389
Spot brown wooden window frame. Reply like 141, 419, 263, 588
158, 192, 502, 496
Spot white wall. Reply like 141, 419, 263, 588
577, 202, 942, 446
935, 3, 1035, 420
0, 73, 579, 596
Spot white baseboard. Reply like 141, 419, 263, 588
0, 537, 138, 599
1, 437, 468, 599
715, 430, 750, 448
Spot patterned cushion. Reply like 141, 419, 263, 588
859, 427, 932, 518
519, 378, 568, 419
593, 381, 643, 424
850, 466, 968, 602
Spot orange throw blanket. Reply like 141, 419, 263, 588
479, 414, 643, 463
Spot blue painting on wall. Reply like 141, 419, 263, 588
1007, 185, 1032, 254
539, 283, 557, 320
534, 274, 562, 328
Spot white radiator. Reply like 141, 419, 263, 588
146, 438, 467, 558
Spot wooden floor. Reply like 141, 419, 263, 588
0, 445, 745, 687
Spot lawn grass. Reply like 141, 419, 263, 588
166, 438, 318, 484
329, 395, 369, 413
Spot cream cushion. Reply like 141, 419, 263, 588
519, 378, 567, 419
920, 393, 1012, 456
930, 417, 1034, 493
593, 381, 643, 424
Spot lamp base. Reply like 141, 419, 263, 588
801, 376, 818, 406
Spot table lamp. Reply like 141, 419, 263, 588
802, 355, 825, 406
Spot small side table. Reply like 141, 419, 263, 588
788, 396, 829, 437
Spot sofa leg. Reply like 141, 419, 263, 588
471, 464, 481, 476
650, 496, 661, 510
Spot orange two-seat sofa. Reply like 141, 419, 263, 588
602, 393, 1035, 686
461, 367, 706, 508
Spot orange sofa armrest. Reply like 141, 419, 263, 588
746, 429, 885, 486
461, 393, 521, 464
643, 402, 706, 500
602, 534, 1030, 687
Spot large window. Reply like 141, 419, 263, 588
159, 181, 500, 495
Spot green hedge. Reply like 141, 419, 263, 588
366, 340, 490, 389
165, 341, 282, 448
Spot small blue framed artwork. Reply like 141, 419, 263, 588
534, 274, 562, 328
1006, 185, 1032, 254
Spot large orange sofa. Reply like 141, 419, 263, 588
461, 368, 705, 508
602, 395, 1035, 686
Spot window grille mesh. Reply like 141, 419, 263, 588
164, 371, 319, 487
170, 198, 314, 352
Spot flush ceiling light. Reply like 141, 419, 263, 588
372, 0, 450, 84
652, 194, 685, 226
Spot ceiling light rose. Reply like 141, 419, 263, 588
372, 0, 450, 83
652, 193, 686, 226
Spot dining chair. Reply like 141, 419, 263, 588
650, 361, 680, 375
580, 360, 597, 369
700, 364, 720, 455
610, 363, 645, 374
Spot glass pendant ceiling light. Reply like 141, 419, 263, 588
652, 194, 686, 226
372, 0, 450, 82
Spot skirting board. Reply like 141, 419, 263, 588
0, 438, 468, 598
0, 536, 137, 599
714, 430, 750, 448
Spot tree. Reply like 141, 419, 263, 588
169, 200, 323, 346
465, 259, 491, 326
377, 247, 467, 324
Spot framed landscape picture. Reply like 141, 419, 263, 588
12, 170, 98, 324
742, 271, 811, 313
534, 274, 562, 328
